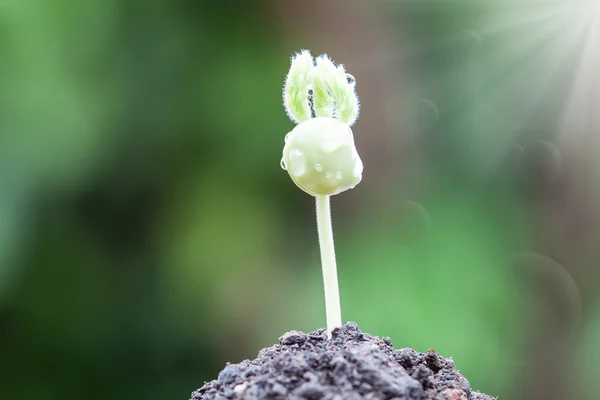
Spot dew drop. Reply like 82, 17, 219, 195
325, 172, 332, 179
280, 158, 287, 170
315, 164, 324, 172
289, 152, 306, 177
353, 158, 363, 178
346, 73, 356, 86
336, 171, 343, 180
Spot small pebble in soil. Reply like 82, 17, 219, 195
191, 322, 495, 400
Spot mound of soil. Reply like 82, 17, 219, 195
191, 322, 495, 400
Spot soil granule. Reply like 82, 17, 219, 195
191, 322, 495, 400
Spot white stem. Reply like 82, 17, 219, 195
315, 194, 342, 337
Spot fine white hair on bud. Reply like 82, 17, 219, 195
283, 49, 314, 124
281, 117, 363, 196
312, 56, 337, 119
283, 50, 360, 127
313, 55, 360, 126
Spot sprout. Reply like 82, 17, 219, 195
281, 50, 362, 337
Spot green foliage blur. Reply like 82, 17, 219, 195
1, 1, 599, 400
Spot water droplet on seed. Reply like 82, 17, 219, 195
280, 158, 287, 170
315, 164, 323, 172
354, 158, 363, 178
346, 73, 356, 86
325, 172, 332, 179
336, 171, 342, 180
289, 152, 306, 177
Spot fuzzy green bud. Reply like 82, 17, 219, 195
283, 50, 314, 124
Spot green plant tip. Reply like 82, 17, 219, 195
283, 50, 360, 126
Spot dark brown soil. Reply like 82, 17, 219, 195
191, 322, 495, 400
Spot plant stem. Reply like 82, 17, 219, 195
315, 194, 342, 336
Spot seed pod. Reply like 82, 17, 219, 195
281, 117, 363, 196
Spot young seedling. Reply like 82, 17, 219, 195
280, 50, 362, 337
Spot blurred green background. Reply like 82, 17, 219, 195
1, 1, 599, 399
